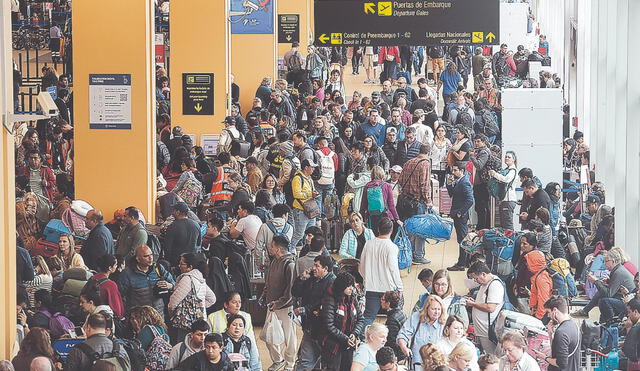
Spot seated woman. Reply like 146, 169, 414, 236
398, 295, 446, 364
447, 342, 477, 371
26, 256, 53, 307
222, 314, 261, 371
208, 291, 255, 342
57, 233, 86, 270
351, 323, 389, 371
436, 316, 479, 371
499, 332, 541, 371
339, 212, 375, 259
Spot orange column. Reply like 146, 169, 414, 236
72, 0, 156, 220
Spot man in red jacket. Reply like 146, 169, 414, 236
16, 149, 57, 201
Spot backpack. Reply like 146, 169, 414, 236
547, 258, 578, 297
455, 110, 473, 130
486, 278, 516, 344
482, 229, 515, 278
117, 339, 146, 371
366, 184, 387, 216
145, 230, 163, 262
487, 168, 516, 201
302, 148, 322, 181
477, 109, 499, 137
145, 325, 172, 371
175, 176, 203, 207
495, 55, 509, 76
448, 296, 470, 329
266, 221, 291, 240
41, 311, 75, 339
317, 150, 336, 185
323, 191, 340, 220
283, 171, 302, 208
77, 340, 129, 371
289, 52, 303, 71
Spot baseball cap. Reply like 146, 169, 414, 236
386, 127, 398, 135
371, 91, 381, 97
222, 116, 236, 124
390, 165, 403, 173
279, 141, 294, 154
301, 159, 318, 168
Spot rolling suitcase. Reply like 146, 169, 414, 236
245, 279, 267, 325
439, 187, 452, 216
525, 327, 551, 371
494, 310, 545, 341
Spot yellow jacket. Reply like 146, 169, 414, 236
291, 170, 314, 210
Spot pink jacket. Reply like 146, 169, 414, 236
360, 180, 399, 221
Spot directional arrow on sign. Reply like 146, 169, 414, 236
286, 35, 292, 41
486, 32, 496, 43
364, 2, 376, 14
318, 33, 329, 44
194, 103, 203, 112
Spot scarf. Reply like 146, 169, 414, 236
451, 138, 468, 152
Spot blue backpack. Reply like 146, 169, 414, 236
483, 229, 515, 278
366, 184, 386, 215
267, 222, 291, 241
394, 227, 412, 271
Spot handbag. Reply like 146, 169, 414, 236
169, 279, 204, 330
302, 199, 320, 219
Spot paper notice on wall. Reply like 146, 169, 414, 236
89, 74, 132, 129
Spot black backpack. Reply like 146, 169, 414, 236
476, 109, 499, 137
289, 52, 303, 71
455, 109, 473, 131
284, 172, 304, 208
145, 230, 163, 262
117, 339, 146, 371
301, 147, 321, 181
77, 341, 129, 371
495, 55, 509, 76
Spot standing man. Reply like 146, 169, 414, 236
470, 134, 491, 230
533, 296, 580, 371
465, 261, 506, 354
394, 126, 422, 165
623, 298, 640, 370
166, 319, 210, 369
446, 164, 474, 271
359, 217, 404, 325
397, 144, 432, 265
290, 159, 319, 250
356, 109, 387, 147
363, 46, 377, 84
115, 206, 147, 260
520, 179, 551, 228
229, 200, 263, 251
291, 255, 336, 371
178, 333, 233, 370
16, 150, 57, 202
262, 235, 297, 371
164, 202, 202, 266
118, 245, 175, 317
81, 209, 114, 271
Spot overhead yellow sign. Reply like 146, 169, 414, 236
378, 2, 392, 16
364, 2, 376, 14
472, 32, 484, 43
330, 33, 343, 44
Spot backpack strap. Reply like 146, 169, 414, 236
77, 342, 101, 362
266, 221, 278, 235
281, 222, 291, 236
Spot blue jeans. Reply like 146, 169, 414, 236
409, 202, 430, 261
296, 332, 321, 371
315, 183, 334, 217
599, 297, 627, 322
291, 208, 316, 249
413, 48, 424, 75
363, 291, 385, 326
582, 289, 605, 313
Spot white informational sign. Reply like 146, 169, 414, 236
89, 74, 132, 129
201, 134, 220, 156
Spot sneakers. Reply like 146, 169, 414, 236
268, 361, 286, 371
412, 257, 431, 265
447, 265, 465, 271
571, 310, 589, 318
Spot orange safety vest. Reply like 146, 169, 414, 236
210, 166, 234, 202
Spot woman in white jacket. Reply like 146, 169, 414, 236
489, 150, 518, 230
168, 253, 216, 343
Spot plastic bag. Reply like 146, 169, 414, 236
393, 227, 413, 271
260, 311, 284, 346
404, 214, 453, 241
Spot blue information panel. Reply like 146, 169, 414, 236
230, 0, 274, 34
89, 74, 132, 129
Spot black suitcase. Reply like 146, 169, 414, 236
244, 279, 267, 325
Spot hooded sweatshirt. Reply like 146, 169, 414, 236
168, 269, 217, 316
166, 333, 203, 369
264, 253, 296, 309
527, 250, 552, 319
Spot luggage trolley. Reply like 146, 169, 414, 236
581, 348, 608, 371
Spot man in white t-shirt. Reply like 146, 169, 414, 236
359, 217, 403, 326
465, 261, 505, 354
409, 109, 433, 146
229, 200, 263, 251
